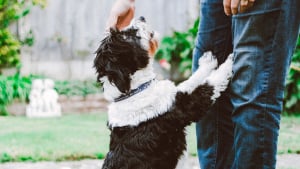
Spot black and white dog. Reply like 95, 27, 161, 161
94, 17, 233, 169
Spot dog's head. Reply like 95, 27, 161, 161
94, 16, 158, 95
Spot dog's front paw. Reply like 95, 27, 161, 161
198, 51, 218, 71
206, 53, 233, 102
177, 52, 219, 94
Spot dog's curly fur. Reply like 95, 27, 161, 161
94, 17, 233, 169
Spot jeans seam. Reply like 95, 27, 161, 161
232, 8, 281, 18
214, 117, 218, 169
260, 6, 282, 167
212, 103, 219, 169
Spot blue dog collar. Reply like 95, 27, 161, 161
114, 79, 155, 102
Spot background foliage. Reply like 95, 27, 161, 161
0, 29, 20, 70
0, 71, 34, 115
284, 35, 300, 114
0, 0, 47, 115
55, 80, 101, 98
0, 0, 46, 72
155, 19, 199, 83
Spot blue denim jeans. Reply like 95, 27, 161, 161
193, 0, 300, 169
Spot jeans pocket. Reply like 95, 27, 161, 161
232, 9, 281, 54
232, 0, 282, 18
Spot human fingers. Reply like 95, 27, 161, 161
230, 0, 240, 15
239, 0, 255, 13
223, 0, 240, 16
223, 0, 232, 16
224, 0, 256, 16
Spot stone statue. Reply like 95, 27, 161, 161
26, 79, 61, 118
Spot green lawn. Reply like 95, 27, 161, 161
278, 115, 300, 154
0, 114, 299, 162
0, 114, 110, 162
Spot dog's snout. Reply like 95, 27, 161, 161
139, 16, 146, 22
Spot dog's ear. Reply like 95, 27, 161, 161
94, 51, 131, 93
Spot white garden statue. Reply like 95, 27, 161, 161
26, 79, 61, 118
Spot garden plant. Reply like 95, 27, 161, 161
0, 0, 46, 73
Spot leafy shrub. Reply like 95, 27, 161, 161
0, 71, 35, 115
155, 19, 199, 83
54, 80, 102, 97
0, 76, 13, 116
0, 29, 20, 70
0, 0, 46, 72
284, 35, 300, 114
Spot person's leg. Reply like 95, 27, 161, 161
193, 0, 234, 169
231, 0, 300, 168
192, 1, 233, 70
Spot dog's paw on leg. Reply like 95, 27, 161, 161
198, 51, 218, 73
206, 53, 233, 102
177, 51, 218, 93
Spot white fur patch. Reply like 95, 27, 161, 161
126, 18, 155, 51
175, 151, 188, 169
130, 59, 156, 89
108, 80, 177, 127
100, 76, 122, 102
207, 54, 233, 102
177, 51, 217, 93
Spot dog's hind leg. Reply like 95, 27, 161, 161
177, 51, 217, 94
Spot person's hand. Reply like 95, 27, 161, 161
223, 0, 255, 16
106, 0, 135, 30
